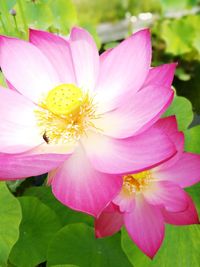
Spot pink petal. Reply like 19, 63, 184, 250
143, 63, 177, 88
162, 194, 199, 225
154, 116, 179, 138
153, 117, 184, 170
154, 116, 184, 152
155, 152, 200, 188
155, 131, 184, 169
69, 27, 99, 91
29, 29, 76, 84
51, 145, 122, 217
113, 189, 135, 212
0, 35, 60, 102
33, 142, 75, 154
6, 79, 18, 91
95, 85, 173, 138
124, 196, 165, 259
143, 181, 188, 212
81, 126, 176, 174
0, 149, 70, 180
95, 203, 124, 238
0, 87, 43, 153
95, 29, 151, 112
100, 48, 112, 62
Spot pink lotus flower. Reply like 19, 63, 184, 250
0, 27, 176, 216
95, 116, 200, 258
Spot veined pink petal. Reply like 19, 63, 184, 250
95, 85, 173, 138
0, 149, 70, 180
162, 194, 199, 225
154, 116, 184, 151
0, 87, 43, 153
95, 203, 124, 238
166, 131, 184, 153
153, 116, 184, 169
81, 127, 176, 174
143, 181, 188, 212
95, 29, 151, 112
153, 132, 184, 170
124, 195, 165, 259
0, 35, 60, 102
155, 152, 200, 188
29, 29, 76, 84
51, 145, 122, 217
143, 63, 177, 88
154, 116, 179, 138
69, 27, 99, 91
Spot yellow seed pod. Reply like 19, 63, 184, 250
133, 171, 150, 180
46, 84, 83, 116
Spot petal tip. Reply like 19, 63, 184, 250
29, 28, 47, 39
167, 62, 178, 73
94, 229, 102, 239
70, 26, 88, 37
29, 27, 38, 36
143, 241, 163, 260
132, 28, 151, 39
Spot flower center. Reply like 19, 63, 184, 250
123, 170, 152, 194
35, 84, 98, 144
45, 84, 83, 116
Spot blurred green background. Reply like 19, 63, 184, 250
0, 0, 200, 266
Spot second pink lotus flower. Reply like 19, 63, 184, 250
95, 116, 200, 258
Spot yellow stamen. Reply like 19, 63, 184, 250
35, 84, 99, 144
123, 170, 152, 194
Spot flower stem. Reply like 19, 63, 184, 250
13, 15, 19, 34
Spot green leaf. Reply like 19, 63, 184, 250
160, 0, 197, 13
49, 0, 77, 34
47, 223, 132, 267
9, 196, 62, 267
0, 182, 21, 267
186, 183, 200, 215
0, 0, 14, 35
160, 15, 200, 57
15, 0, 53, 30
184, 125, 200, 153
5, 0, 16, 10
161, 20, 193, 55
174, 62, 200, 114
186, 15, 200, 56
193, 34, 200, 54
176, 68, 191, 81
24, 186, 93, 226
51, 265, 78, 267
121, 223, 200, 267
163, 95, 193, 131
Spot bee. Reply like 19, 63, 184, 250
43, 131, 49, 144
